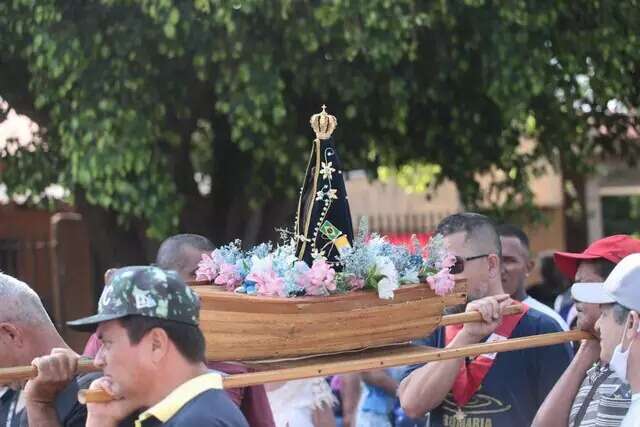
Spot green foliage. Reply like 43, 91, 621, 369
378, 163, 442, 194
1, 1, 640, 238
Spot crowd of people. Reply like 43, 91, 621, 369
0, 212, 639, 426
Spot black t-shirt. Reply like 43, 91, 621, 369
138, 389, 248, 427
404, 308, 573, 427
1, 373, 95, 427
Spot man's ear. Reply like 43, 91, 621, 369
526, 258, 535, 276
148, 328, 170, 364
628, 311, 640, 340
487, 253, 501, 279
0, 322, 23, 347
620, 311, 640, 350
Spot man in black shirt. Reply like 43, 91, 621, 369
0, 273, 89, 426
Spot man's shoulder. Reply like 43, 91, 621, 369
167, 389, 248, 426
571, 369, 632, 426
52, 373, 101, 426
516, 307, 564, 335
524, 296, 569, 330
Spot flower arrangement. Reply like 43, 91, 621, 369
196, 219, 456, 300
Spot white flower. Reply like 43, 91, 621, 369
320, 161, 335, 180
327, 188, 338, 199
367, 235, 387, 254
400, 269, 420, 284
249, 255, 273, 274
315, 190, 325, 201
311, 248, 327, 261
375, 256, 399, 299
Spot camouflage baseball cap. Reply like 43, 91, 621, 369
68, 266, 200, 332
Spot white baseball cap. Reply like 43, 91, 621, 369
571, 253, 640, 312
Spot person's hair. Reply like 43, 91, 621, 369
0, 273, 52, 325
155, 234, 215, 272
436, 213, 502, 256
576, 258, 617, 281
612, 302, 631, 325
539, 252, 570, 293
118, 315, 206, 363
593, 258, 617, 280
496, 224, 530, 250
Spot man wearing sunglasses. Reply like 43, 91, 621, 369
399, 212, 572, 427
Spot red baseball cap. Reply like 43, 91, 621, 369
554, 235, 640, 280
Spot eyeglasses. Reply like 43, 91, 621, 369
450, 254, 490, 274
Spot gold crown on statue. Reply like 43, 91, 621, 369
310, 105, 337, 140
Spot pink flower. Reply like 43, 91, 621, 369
214, 263, 243, 291
441, 253, 457, 270
302, 259, 336, 296
427, 269, 455, 296
247, 269, 286, 297
195, 252, 220, 281
347, 276, 365, 291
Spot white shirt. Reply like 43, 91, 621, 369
621, 394, 640, 427
524, 295, 569, 331
267, 379, 336, 427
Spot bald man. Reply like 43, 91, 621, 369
156, 233, 215, 281
0, 273, 91, 426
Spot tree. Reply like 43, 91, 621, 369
1, 0, 640, 278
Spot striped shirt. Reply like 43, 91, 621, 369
569, 363, 632, 427
621, 394, 640, 427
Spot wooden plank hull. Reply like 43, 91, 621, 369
192, 280, 467, 361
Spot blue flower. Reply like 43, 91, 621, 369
243, 280, 257, 295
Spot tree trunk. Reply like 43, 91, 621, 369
562, 174, 589, 252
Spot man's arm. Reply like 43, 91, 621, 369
398, 329, 476, 417
23, 348, 80, 427
361, 370, 397, 396
531, 339, 600, 427
398, 295, 511, 418
24, 402, 63, 427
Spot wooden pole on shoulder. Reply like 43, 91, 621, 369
0, 358, 98, 384
223, 329, 591, 388
0, 304, 588, 403
75, 328, 589, 403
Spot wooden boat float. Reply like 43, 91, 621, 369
1, 275, 594, 401
189, 279, 468, 361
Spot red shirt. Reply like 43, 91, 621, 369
83, 333, 275, 427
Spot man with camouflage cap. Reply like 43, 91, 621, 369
67, 266, 248, 427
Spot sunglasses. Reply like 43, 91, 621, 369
450, 254, 490, 274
